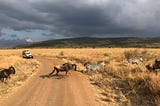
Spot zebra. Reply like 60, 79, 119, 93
128, 57, 143, 65
84, 61, 105, 72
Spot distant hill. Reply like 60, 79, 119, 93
0, 39, 27, 48
16, 37, 160, 48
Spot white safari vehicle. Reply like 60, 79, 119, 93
22, 50, 33, 59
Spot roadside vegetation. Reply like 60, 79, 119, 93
0, 50, 39, 95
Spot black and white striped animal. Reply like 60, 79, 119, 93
0, 66, 16, 82
49, 63, 77, 76
84, 61, 105, 72
128, 57, 143, 64
146, 58, 160, 75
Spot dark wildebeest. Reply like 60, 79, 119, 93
0, 66, 16, 82
49, 63, 77, 76
146, 58, 160, 75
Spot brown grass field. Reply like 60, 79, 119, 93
0, 48, 160, 106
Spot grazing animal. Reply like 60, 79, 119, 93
146, 58, 160, 75
0, 66, 16, 82
128, 57, 143, 65
49, 63, 77, 75
84, 61, 105, 72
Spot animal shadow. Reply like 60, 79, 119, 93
39, 73, 67, 79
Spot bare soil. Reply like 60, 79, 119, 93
0, 56, 104, 106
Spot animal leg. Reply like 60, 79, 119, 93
2, 78, 6, 83
65, 71, 68, 75
73, 64, 77, 71
3, 78, 8, 84
56, 70, 59, 75
55, 67, 60, 75
49, 67, 56, 75
155, 70, 158, 75
0, 78, 4, 83
83, 68, 87, 73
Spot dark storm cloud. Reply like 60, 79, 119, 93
32, 0, 127, 35
0, 1, 51, 30
0, 29, 5, 36
10, 34, 17, 38
0, 0, 160, 37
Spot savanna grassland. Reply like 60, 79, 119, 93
0, 48, 160, 106
0, 49, 39, 95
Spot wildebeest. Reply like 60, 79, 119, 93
128, 57, 143, 65
84, 61, 105, 72
49, 63, 77, 76
146, 58, 160, 75
0, 66, 16, 82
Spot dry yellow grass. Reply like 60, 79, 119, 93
0, 49, 39, 95
0, 48, 160, 105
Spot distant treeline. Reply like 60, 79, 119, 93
15, 37, 160, 48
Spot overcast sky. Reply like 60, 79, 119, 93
0, 0, 160, 41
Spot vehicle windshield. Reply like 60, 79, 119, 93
23, 51, 31, 54
25, 52, 31, 54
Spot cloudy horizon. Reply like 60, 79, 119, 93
0, 0, 160, 42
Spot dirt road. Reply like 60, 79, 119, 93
0, 57, 103, 106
